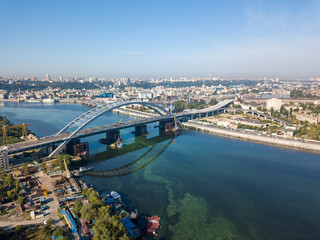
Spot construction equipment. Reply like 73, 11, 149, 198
37, 180, 48, 196
2, 123, 31, 145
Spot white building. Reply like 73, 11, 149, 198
138, 92, 153, 100
266, 98, 283, 111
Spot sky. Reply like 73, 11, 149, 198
0, 0, 320, 79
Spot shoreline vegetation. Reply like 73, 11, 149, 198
0, 115, 35, 146
183, 122, 320, 153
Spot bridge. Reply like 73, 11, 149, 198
3, 99, 233, 156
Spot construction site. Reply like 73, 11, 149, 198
0, 154, 82, 230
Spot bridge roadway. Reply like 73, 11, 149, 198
5, 99, 233, 154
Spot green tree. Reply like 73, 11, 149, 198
80, 204, 97, 221
14, 225, 27, 232
6, 190, 17, 201
17, 196, 24, 205
57, 154, 72, 170
72, 199, 83, 216
93, 215, 129, 240
53, 227, 66, 236
46, 217, 53, 227
22, 163, 30, 175
15, 180, 19, 191
4, 174, 14, 186
173, 101, 186, 113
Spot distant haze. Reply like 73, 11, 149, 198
0, 0, 320, 79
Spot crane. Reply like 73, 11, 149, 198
64, 158, 71, 178
2, 123, 31, 145
37, 180, 48, 196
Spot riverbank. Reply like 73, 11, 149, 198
183, 122, 320, 153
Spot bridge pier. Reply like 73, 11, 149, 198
135, 124, 147, 136
43, 145, 54, 155
159, 119, 176, 132
106, 130, 120, 144
65, 139, 81, 155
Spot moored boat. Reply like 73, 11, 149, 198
145, 215, 161, 236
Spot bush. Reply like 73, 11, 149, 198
14, 225, 27, 232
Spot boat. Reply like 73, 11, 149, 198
72, 171, 83, 177
71, 166, 94, 177
110, 191, 121, 200
79, 166, 94, 173
145, 215, 161, 236
129, 209, 139, 222
42, 98, 55, 104
110, 137, 126, 149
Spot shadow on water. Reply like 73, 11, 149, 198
93, 132, 177, 162
87, 136, 175, 178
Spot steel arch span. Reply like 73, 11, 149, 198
49, 101, 175, 157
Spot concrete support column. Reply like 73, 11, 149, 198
43, 145, 54, 155
159, 119, 176, 133
66, 139, 80, 155
106, 130, 120, 144
135, 124, 147, 136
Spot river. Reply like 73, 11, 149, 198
1, 102, 320, 240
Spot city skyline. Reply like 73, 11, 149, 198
1, 0, 320, 79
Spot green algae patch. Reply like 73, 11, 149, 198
144, 161, 236, 240
168, 193, 235, 240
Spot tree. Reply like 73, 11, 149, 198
209, 99, 218, 105
6, 190, 17, 201
15, 225, 27, 233
4, 174, 14, 187
72, 199, 83, 216
173, 101, 186, 113
93, 215, 129, 240
53, 227, 66, 236
57, 154, 72, 170
17, 196, 24, 205
46, 217, 53, 227
15, 180, 19, 191
22, 163, 30, 175
81, 204, 97, 221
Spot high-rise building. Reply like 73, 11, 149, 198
60, 75, 63, 81
0, 147, 9, 171
46, 74, 51, 81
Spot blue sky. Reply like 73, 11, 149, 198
0, 0, 319, 79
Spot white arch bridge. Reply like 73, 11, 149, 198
4, 99, 233, 156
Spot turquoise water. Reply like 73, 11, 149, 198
2, 102, 320, 240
